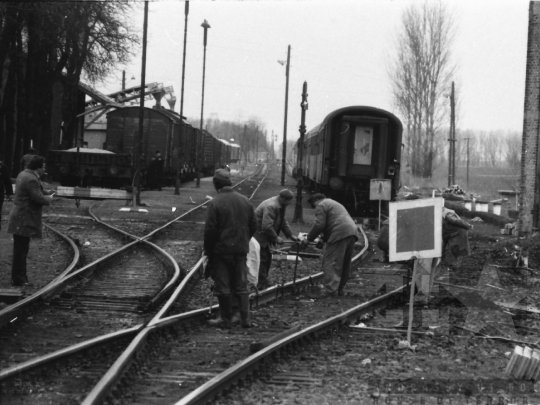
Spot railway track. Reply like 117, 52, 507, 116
79, 224, 411, 405
0, 164, 409, 405
0, 166, 268, 403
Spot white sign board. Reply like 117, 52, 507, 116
370, 179, 391, 201
389, 198, 443, 262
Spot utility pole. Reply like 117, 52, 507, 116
281, 45, 291, 186
243, 124, 247, 165
122, 70, 126, 91
447, 81, 456, 187
292, 81, 308, 224
271, 130, 275, 161
464, 137, 471, 190
256, 126, 259, 164
197, 19, 211, 188
175, 0, 189, 195
135, 1, 149, 206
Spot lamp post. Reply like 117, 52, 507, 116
280, 45, 291, 186
135, 1, 149, 206
174, 0, 189, 195
292, 81, 308, 224
197, 19, 211, 188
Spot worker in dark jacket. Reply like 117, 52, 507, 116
204, 169, 257, 328
253, 189, 299, 290
7, 156, 54, 286
146, 151, 164, 191
300, 193, 360, 297
0, 159, 13, 230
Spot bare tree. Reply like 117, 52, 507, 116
503, 130, 521, 170
389, 0, 457, 178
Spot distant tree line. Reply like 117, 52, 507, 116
453, 129, 521, 170
188, 115, 275, 164
0, 2, 138, 173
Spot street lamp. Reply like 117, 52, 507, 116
279, 45, 291, 186
135, 1, 149, 206
175, 0, 189, 195
197, 19, 211, 188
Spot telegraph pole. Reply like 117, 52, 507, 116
464, 137, 471, 190
256, 126, 259, 164
292, 81, 308, 224
281, 45, 290, 186
135, 1, 149, 206
242, 125, 247, 165
447, 81, 456, 187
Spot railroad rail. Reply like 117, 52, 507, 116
0, 165, 269, 403
0, 164, 405, 405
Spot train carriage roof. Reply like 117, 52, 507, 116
306, 106, 402, 140
106, 106, 188, 125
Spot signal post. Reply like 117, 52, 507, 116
292, 81, 308, 223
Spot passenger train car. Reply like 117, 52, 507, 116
48, 106, 235, 188
296, 106, 402, 216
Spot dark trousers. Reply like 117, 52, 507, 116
257, 244, 272, 289
321, 236, 356, 293
210, 254, 249, 297
12, 234, 31, 284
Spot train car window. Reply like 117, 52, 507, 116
353, 126, 373, 165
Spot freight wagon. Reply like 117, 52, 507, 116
49, 106, 235, 188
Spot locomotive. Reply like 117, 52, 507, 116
48, 105, 238, 188
296, 105, 403, 216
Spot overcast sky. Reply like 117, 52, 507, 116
95, 0, 529, 142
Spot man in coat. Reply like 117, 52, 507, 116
7, 156, 54, 286
0, 158, 13, 231
146, 151, 164, 191
253, 189, 299, 290
300, 193, 360, 297
204, 169, 257, 328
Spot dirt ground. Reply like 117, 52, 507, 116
2, 166, 539, 404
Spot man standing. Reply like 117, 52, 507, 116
300, 193, 359, 297
8, 156, 54, 286
253, 189, 299, 290
146, 151, 164, 191
0, 158, 13, 230
204, 169, 256, 328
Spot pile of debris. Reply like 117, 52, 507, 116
444, 184, 467, 195
501, 223, 516, 235
506, 345, 540, 380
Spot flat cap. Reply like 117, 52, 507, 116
213, 168, 230, 181
279, 189, 294, 200
307, 193, 326, 205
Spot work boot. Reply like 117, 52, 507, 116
238, 293, 252, 328
208, 295, 233, 328
231, 296, 241, 324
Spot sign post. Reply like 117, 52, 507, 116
370, 179, 391, 230
388, 197, 443, 345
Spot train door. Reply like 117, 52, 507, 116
353, 126, 373, 166
338, 116, 389, 178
